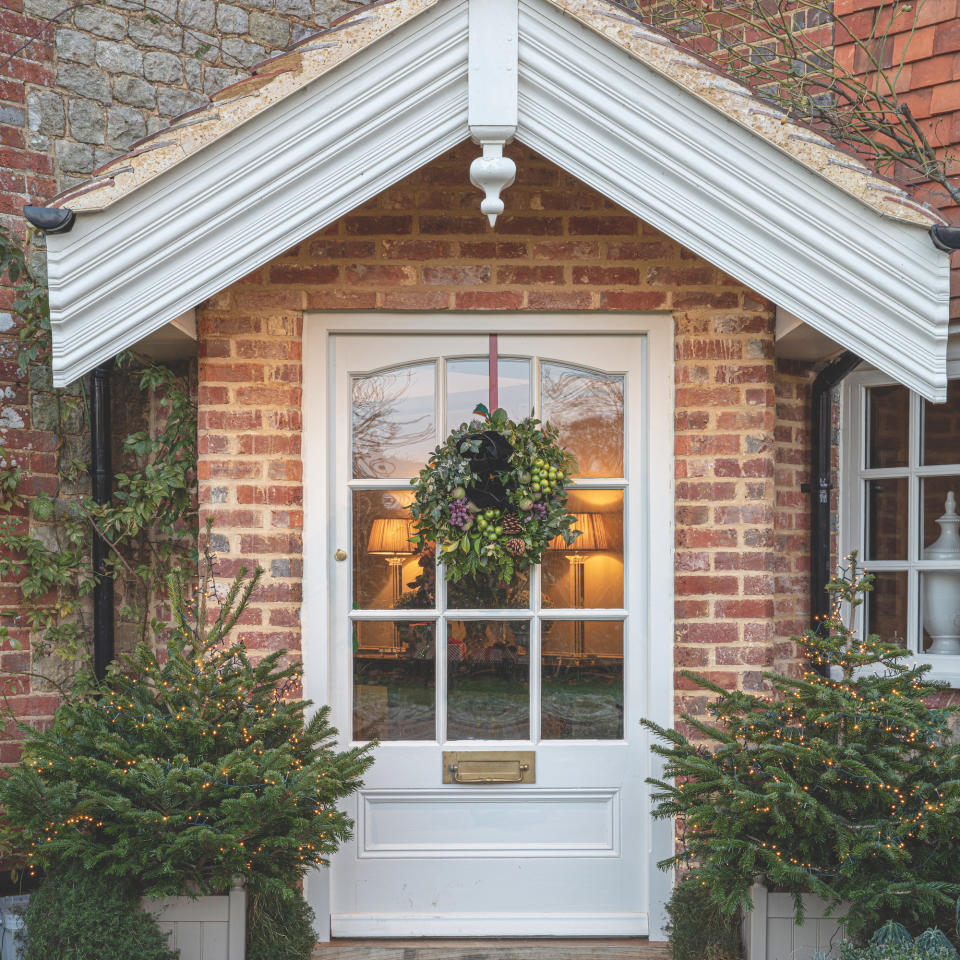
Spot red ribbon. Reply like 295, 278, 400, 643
489, 333, 498, 412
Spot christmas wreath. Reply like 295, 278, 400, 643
409, 406, 579, 583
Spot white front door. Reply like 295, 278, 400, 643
316, 324, 670, 938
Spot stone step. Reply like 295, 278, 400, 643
312, 939, 671, 960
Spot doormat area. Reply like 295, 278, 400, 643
312, 939, 672, 959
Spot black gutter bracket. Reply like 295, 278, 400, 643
931, 225, 960, 252
23, 205, 75, 235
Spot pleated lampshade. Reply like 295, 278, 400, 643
548, 513, 609, 552
367, 518, 415, 555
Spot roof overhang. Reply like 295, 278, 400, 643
41, 0, 952, 398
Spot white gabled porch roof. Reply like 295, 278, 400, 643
38, 0, 952, 399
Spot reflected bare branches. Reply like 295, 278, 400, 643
352, 365, 436, 479
541, 364, 624, 478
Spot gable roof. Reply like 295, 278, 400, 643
39, 0, 952, 398
50, 0, 943, 229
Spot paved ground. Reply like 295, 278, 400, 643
312, 939, 672, 959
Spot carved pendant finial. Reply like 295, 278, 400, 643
470, 141, 516, 227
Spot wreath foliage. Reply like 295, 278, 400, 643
409, 407, 579, 583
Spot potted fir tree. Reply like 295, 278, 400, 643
0, 564, 373, 960
644, 558, 960, 953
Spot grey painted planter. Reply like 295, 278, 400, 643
743, 884, 846, 960
144, 879, 246, 960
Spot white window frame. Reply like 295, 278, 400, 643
840, 358, 960, 687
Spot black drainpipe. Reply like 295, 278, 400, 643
90, 360, 114, 680
808, 350, 861, 647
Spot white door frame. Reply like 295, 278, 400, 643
301, 313, 676, 941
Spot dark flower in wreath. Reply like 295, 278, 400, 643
463, 430, 515, 508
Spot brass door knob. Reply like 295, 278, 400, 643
334, 549, 348, 562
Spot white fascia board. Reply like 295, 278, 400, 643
517, 0, 951, 402
45, 0, 469, 388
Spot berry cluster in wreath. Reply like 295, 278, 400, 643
409, 406, 580, 584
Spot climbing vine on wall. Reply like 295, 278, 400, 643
0, 222, 198, 682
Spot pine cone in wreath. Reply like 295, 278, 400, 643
507, 537, 526, 557
502, 513, 523, 535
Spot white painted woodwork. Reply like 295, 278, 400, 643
43, 0, 950, 400
144, 881, 246, 960
743, 885, 846, 960
840, 361, 960, 687
170, 309, 198, 340
467, 0, 518, 135
468, 0, 518, 223
301, 314, 675, 940
515, 0, 949, 401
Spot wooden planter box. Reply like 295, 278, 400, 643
143, 879, 246, 960
743, 884, 846, 960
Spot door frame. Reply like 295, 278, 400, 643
300, 313, 676, 941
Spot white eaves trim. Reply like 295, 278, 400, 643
45, 0, 470, 388
521, 0, 950, 401
44, 0, 951, 398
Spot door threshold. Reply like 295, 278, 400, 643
312, 939, 671, 959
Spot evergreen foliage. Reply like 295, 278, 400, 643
247, 886, 317, 960
0, 564, 373, 898
19, 862, 177, 960
643, 559, 960, 941
664, 877, 742, 960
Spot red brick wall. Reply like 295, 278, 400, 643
772, 360, 816, 679
197, 141, 780, 721
0, 1, 61, 755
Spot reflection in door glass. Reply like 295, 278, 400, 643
447, 621, 530, 740
353, 489, 432, 610
354, 622, 435, 741
447, 358, 531, 431
541, 362, 623, 478
448, 571, 529, 610
541, 490, 623, 609
541, 621, 623, 739
352, 362, 436, 479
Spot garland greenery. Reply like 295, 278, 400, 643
409, 406, 578, 584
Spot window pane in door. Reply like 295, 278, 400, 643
354, 622, 435, 740
866, 385, 909, 469
866, 478, 908, 561
922, 380, 960, 466
541, 621, 623, 739
541, 362, 624, 478
354, 490, 431, 610
447, 620, 530, 740
541, 490, 623, 609
446, 357, 531, 431
448, 573, 529, 610
352, 362, 435, 479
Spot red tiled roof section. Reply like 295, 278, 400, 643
835, 0, 960, 318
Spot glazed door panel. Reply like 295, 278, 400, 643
328, 333, 649, 937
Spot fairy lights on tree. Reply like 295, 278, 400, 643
643, 556, 960, 941
0, 561, 373, 900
